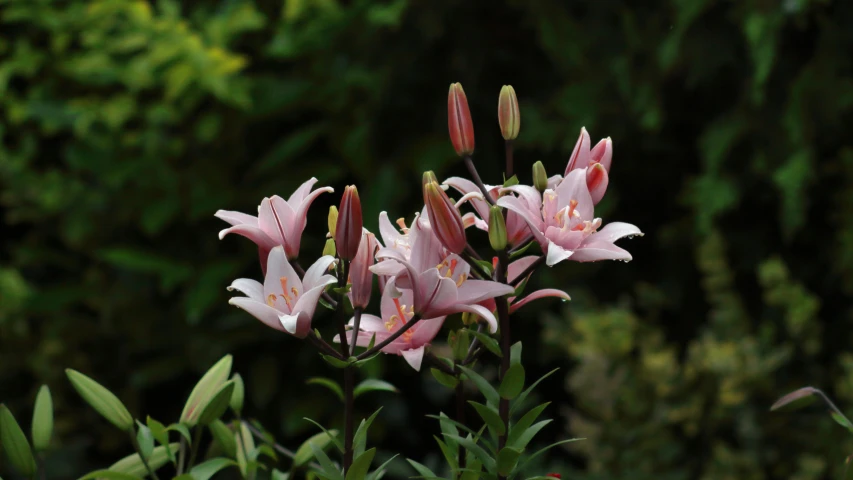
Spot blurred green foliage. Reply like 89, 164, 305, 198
1, 0, 852, 478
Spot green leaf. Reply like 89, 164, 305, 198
353, 408, 383, 459
308, 377, 345, 402
502, 174, 519, 187
511, 277, 529, 298
498, 364, 525, 400
304, 417, 345, 452
509, 342, 522, 366
510, 419, 552, 450
770, 386, 819, 411
354, 379, 398, 398
468, 329, 502, 358
65, 369, 134, 430
294, 429, 341, 467
31, 385, 53, 452
353, 353, 381, 368
442, 434, 496, 472
457, 366, 499, 407
189, 458, 238, 480
510, 368, 559, 415
322, 354, 353, 369
430, 368, 460, 389
508, 242, 535, 259
77, 471, 142, 480
198, 381, 235, 426
208, 420, 237, 458
367, 454, 399, 480
497, 447, 522, 476
450, 329, 470, 361
230, 373, 245, 415
310, 441, 344, 480
236, 423, 256, 477
146, 417, 175, 463
109, 443, 180, 476
517, 438, 585, 471
434, 436, 459, 472
135, 421, 154, 461
272, 470, 290, 480
474, 259, 494, 276
180, 355, 233, 427
425, 415, 479, 439
831, 411, 853, 432
168, 423, 193, 444
506, 402, 550, 449
469, 401, 506, 436
346, 447, 376, 480
0, 404, 37, 476
406, 459, 437, 478
459, 459, 482, 480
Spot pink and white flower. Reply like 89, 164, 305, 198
227, 246, 336, 338
215, 178, 333, 267
444, 177, 536, 247
498, 168, 642, 267
337, 278, 445, 371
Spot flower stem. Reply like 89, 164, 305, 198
129, 428, 161, 480
187, 427, 202, 470
455, 380, 467, 473
495, 248, 511, 480
459, 250, 491, 280
463, 155, 496, 206
176, 436, 187, 475
350, 308, 363, 356
343, 366, 355, 471
505, 140, 514, 179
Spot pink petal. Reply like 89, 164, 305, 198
218, 224, 278, 249
510, 289, 570, 314
401, 346, 426, 371
586, 163, 609, 205
410, 316, 446, 346
454, 304, 499, 333
229, 297, 287, 333
570, 240, 632, 262
215, 209, 258, 227
592, 222, 644, 243
279, 312, 311, 338
418, 269, 459, 313
289, 284, 330, 329
302, 255, 337, 290
508, 256, 540, 284
444, 177, 491, 221
258, 197, 289, 247
547, 174, 563, 190
497, 195, 547, 247
288, 177, 319, 204
290, 186, 334, 257
263, 246, 301, 312
565, 127, 591, 175
378, 212, 406, 250
455, 279, 515, 305
555, 168, 594, 220
227, 279, 264, 302
545, 242, 573, 266
351, 314, 386, 333
590, 137, 613, 172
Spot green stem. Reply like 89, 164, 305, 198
187, 427, 203, 470
176, 436, 187, 475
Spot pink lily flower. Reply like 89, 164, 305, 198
335, 278, 445, 371
371, 217, 515, 332
227, 246, 337, 338
444, 177, 536, 247
556, 128, 614, 204
480, 256, 571, 314
498, 168, 642, 267
215, 178, 334, 267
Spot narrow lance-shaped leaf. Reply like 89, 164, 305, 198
0, 404, 37, 476
498, 364, 525, 400
66, 369, 134, 430
31, 385, 53, 452
469, 401, 506, 436
354, 379, 398, 398
294, 429, 340, 467
198, 381, 236, 426
108, 443, 181, 476
230, 373, 245, 415
135, 421, 155, 461
346, 448, 376, 480
307, 377, 344, 402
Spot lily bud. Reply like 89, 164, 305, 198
350, 232, 378, 309
322, 238, 336, 257
586, 162, 609, 205
565, 127, 591, 175
327, 206, 338, 237
532, 160, 548, 193
423, 179, 467, 254
448, 82, 475, 157
488, 205, 508, 251
423, 170, 438, 186
590, 137, 613, 172
498, 85, 520, 140
335, 186, 363, 260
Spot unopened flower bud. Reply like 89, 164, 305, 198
498, 85, 520, 140
423, 179, 467, 254
532, 160, 548, 193
350, 232, 378, 309
488, 205, 508, 251
423, 170, 438, 186
335, 186, 363, 260
322, 238, 336, 257
590, 137, 613, 172
229, 373, 244, 415
447, 82, 475, 157
328, 206, 338, 237
587, 162, 609, 205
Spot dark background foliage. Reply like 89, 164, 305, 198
2, 0, 852, 478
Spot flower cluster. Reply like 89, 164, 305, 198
215, 81, 642, 478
